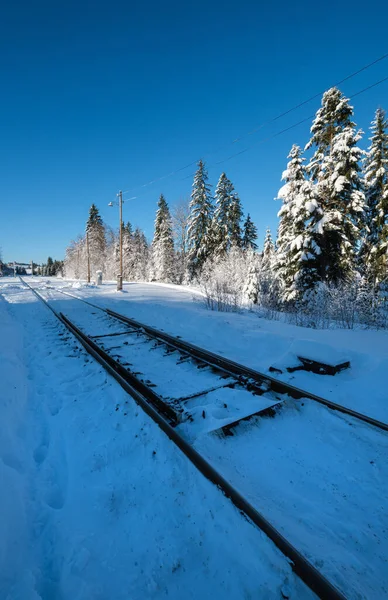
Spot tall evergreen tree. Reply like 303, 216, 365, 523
362, 108, 388, 283
211, 172, 243, 256
242, 214, 258, 251
305, 87, 365, 283
86, 204, 106, 274
212, 173, 232, 257
276, 145, 321, 302
262, 227, 274, 271
228, 191, 243, 248
152, 194, 175, 282
187, 160, 214, 277
122, 221, 133, 280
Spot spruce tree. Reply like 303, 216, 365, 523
228, 191, 243, 248
242, 214, 258, 250
305, 87, 365, 283
362, 108, 388, 284
212, 173, 232, 257
262, 227, 274, 271
187, 160, 214, 277
86, 204, 106, 274
152, 194, 175, 282
211, 172, 243, 256
276, 145, 321, 302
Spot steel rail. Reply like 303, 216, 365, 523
106, 309, 388, 433
23, 281, 388, 432
20, 278, 347, 600
26, 281, 388, 433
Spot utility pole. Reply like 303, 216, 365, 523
31, 260, 33, 276
86, 231, 91, 283
118, 190, 123, 291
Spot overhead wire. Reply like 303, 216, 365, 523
120, 52, 388, 197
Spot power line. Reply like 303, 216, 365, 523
207, 75, 388, 169
122, 52, 388, 196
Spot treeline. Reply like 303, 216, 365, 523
64, 86, 388, 328
37, 257, 64, 276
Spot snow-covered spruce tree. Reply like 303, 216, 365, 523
151, 194, 175, 282
362, 108, 388, 284
122, 222, 133, 280
211, 172, 243, 258
187, 160, 214, 278
242, 214, 258, 251
86, 204, 106, 276
243, 248, 260, 304
276, 144, 321, 303
228, 189, 243, 248
305, 87, 365, 284
131, 227, 150, 281
259, 227, 279, 307
262, 227, 274, 271
211, 173, 232, 257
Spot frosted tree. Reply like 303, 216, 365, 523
305, 87, 365, 283
362, 108, 388, 284
211, 173, 232, 257
262, 227, 274, 271
187, 160, 214, 278
228, 190, 243, 248
259, 227, 280, 308
211, 172, 243, 256
243, 249, 260, 304
122, 222, 133, 280
131, 228, 149, 281
152, 194, 175, 282
276, 145, 321, 302
64, 236, 86, 279
86, 204, 106, 275
242, 214, 258, 250
172, 199, 190, 282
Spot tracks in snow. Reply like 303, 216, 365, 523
20, 278, 388, 600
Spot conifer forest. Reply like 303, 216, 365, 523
63, 88, 388, 329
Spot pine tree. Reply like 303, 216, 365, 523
228, 190, 243, 248
262, 227, 274, 271
242, 214, 258, 250
187, 160, 214, 277
243, 249, 259, 304
276, 145, 321, 302
152, 194, 175, 282
305, 87, 365, 283
211, 172, 243, 256
212, 173, 232, 257
362, 108, 388, 284
132, 228, 149, 281
86, 204, 106, 275
122, 221, 133, 280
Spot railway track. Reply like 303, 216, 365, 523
20, 278, 388, 599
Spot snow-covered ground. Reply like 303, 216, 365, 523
0, 277, 313, 600
51, 277, 388, 423
2, 275, 388, 599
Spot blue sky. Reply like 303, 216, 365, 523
1, 0, 387, 264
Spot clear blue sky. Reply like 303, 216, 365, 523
1, 0, 387, 264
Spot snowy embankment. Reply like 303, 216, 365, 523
59, 277, 388, 423
0, 278, 311, 599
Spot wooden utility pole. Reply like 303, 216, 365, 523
86, 231, 91, 283
118, 190, 123, 291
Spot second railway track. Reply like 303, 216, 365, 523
21, 278, 388, 600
